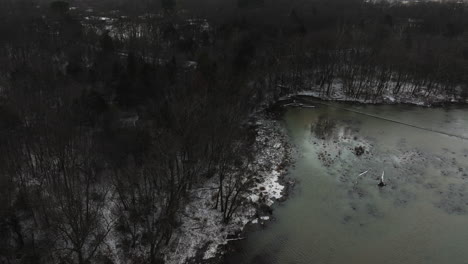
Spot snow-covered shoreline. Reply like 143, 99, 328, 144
280, 81, 468, 107
160, 114, 292, 264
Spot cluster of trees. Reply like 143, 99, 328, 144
2, 0, 468, 263
0, 1, 263, 264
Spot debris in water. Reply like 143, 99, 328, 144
355, 146, 365, 156
378, 171, 386, 187
353, 170, 369, 185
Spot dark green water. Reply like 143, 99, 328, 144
227, 103, 468, 264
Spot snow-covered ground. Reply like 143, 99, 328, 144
161, 116, 291, 264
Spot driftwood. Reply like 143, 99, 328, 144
353, 170, 369, 185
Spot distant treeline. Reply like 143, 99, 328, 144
1, 0, 468, 264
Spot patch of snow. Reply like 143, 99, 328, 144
184, 61, 198, 69
249, 194, 260, 203
384, 95, 396, 103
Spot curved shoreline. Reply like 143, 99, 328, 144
184, 92, 468, 264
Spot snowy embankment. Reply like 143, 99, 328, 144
162, 116, 291, 264
282, 80, 467, 106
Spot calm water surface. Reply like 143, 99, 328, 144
226, 102, 468, 264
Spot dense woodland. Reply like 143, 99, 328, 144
2, 0, 468, 263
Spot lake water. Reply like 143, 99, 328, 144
225, 101, 468, 264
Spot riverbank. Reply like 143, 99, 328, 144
160, 111, 292, 264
